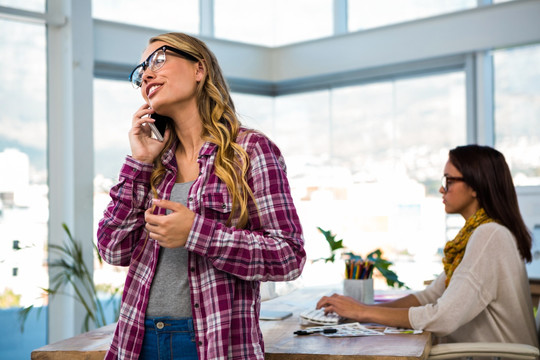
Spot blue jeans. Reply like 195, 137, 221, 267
140, 317, 198, 360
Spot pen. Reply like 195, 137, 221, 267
294, 328, 338, 336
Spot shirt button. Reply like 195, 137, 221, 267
132, 167, 136, 172
188, 197, 193, 202
156, 322, 164, 329
190, 267, 195, 272
194, 303, 200, 308
198, 341, 203, 346
221, 203, 226, 209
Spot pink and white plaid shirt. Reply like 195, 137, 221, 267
97, 129, 306, 360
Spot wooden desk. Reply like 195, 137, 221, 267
32, 286, 431, 360
260, 285, 431, 360
31, 324, 112, 360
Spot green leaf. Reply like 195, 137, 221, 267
316, 227, 345, 263
316, 227, 408, 289
366, 249, 408, 289
18, 222, 122, 333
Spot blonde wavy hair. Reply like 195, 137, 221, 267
148, 33, 256, 228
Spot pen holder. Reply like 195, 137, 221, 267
343, 278, 374, 304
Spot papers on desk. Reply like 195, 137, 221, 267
294, 323, 424, 337
296, 323, 384, 337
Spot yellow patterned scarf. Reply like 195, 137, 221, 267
443, 208, 495, 287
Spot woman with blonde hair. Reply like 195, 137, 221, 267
97, 32, 306, 360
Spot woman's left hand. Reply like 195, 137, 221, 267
144, 199, 196, 248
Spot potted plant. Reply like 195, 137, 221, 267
316, 227, 407, 288
18, 223, 121, 332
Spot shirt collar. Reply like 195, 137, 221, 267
199, 141, 217, 157
161, 138, 217, 165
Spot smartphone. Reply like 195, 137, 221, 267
148, 113, 170, 142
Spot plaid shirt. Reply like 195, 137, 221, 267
97, 129, 306, 360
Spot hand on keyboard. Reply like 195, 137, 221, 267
299, 308, 340, 325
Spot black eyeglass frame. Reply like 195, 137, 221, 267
129, 45, 199, 88
441, 175, 466, 192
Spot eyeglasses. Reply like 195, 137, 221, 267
129, 45, 198, 88
441, 175, 465, 192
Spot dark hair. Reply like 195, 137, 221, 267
449, 145, 532, 262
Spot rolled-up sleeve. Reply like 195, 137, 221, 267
97, 156, 154, 266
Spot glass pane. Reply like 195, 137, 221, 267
348, 0, 476, 32
393, 73, 466, 190
272, 72, 466, 290
0, 0, 44, 12
233, 93, 275, 138
0, 19, 47, 359
274, 0, 333, 46
275, 91, 331, 159
494, 44, 540, 186
93, 79, 139, 308
92, 0, 199, 34
215, 0, 333, 46
93, 79, 137, 182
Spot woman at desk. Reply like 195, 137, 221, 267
317, 145, 538, 347
97, 32, 305, 360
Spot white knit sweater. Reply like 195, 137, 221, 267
409, 222, 538, 347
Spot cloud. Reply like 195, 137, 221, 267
0, 116, 46, 150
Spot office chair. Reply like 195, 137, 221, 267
428, 342, 539, 360
428, 299, 540, 360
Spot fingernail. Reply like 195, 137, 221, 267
152, 198, 161, 204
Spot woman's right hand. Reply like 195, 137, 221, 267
128, 104, 170, 164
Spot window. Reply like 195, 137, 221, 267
0, 0, 44, 12
0, 18, 47, 359
232, 93, 275, 138
92, 0, 199, 34
214, 0, 333, 46
267, 72, 466, 290
93, 79, 138, 182
0, 18, 47, 304
93, 79, 141, 292
348, 0, 476, 32
494, 44, 540, 186
231, 73, 466, 290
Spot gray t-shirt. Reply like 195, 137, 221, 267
146, 181, 195, 317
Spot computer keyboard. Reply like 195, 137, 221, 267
299, 308, 340, 325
